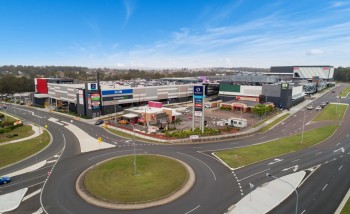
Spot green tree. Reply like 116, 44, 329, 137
252, 104, 267, 118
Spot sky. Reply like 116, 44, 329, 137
0, 0, 350, 68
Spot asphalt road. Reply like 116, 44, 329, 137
1, 85, 349, 214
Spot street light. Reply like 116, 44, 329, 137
301, 108, 306, 144
129, 123, 137, 176
266, 173, 299, 214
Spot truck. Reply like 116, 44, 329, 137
225, 117, 247, 128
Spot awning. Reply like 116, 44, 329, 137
122, 113, 139, 119
34, 94, 50, 98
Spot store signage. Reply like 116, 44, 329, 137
103, 95, 133, 101
87, 83, 98, 91
102, 89, 133, 96
193, 86, 204, 96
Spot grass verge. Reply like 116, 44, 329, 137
252, 111, 283, 128
215, 125, 337, 168
106, 127, 159, 143
313, 104, 347, 122
84, 155, 188, 203
259, 114, 290, 133
340, 85, 350, 97
0, 125, 34, 143
0, 130, 50, 168
341, 196, 350, 214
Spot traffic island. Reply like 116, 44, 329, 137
76, 154, 195, 210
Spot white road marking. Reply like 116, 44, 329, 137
32, 207, 43, 214
184, 205, 200, 214
282, 165, 299, 172
336, 142, 340, 146
0, 175, 47, 189
238, 168, 270, 182
178, 152, 216, 181
291, 159, 300, 163
315, 152, 322, 155
22, 189, 42, 202
268, 158, 283, 165
338, 165, 343, 171
301, 210, 306, 214
333, 147, 345, 153
322, 184, 328, 191
46, 160, 57, 164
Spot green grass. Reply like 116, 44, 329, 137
341, 197, 350, 214
260, 114, 290, 132
106, 127, 159, 143
215, 125, 337, 168
313, 104, 347, 122
252, 112, 283, 128
84, 155, 188, 203
0, 130, 50, 168
0, 125, 34, 143
340, 85, 350, 97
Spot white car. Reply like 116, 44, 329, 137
315, 106, 322, 110
307, 106, 313, 110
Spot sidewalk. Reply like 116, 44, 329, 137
228, 171, 306, 214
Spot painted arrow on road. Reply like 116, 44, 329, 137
282, 165, 299, 172
268, 158, 283, 165
333, 147, 345, 153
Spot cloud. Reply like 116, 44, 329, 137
123, 0, 134, 26
306, 49, 325, 55
330, 1, 349, 7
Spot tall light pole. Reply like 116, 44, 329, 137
38, 108, 42, 143
129, 123, 137, 176
267, 173, 298, 214
301, 108, 306, 144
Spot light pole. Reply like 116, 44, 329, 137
267, 173, 298, 214
129, 123, 137, 176
301, 108, 306, 144
38, 108, 42, 143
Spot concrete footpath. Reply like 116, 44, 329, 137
228, 171, 306, 214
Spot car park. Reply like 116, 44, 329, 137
0, 176, 11, 185
307, 106, 313, 110
95, 119, 104, 125
315, 106, 322, 110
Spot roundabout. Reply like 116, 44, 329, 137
76, 154, 195, 210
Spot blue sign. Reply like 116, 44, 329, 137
195, 98, 202, 103
194, 86, 204, 96
102, 89, 133, 96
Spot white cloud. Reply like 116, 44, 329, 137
123, 0, 134, 26
306, 49, 325, 55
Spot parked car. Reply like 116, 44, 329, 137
307, 106, 313, 110
315, 106, 322, 110
95, 119, 104, 125
0, 176, 11, 185
320, 102, 327, 108
182, 109, 190, 113
204, 104, 211, 108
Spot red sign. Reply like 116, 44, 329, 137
194, 104, 202, 107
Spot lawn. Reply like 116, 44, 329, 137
84, 155, 188, 203
260, 113, 290, 132
215, 125, 337, 168
0, 130, 50, 168
340, 85, 350, 97
313, 104, 347, 122
0, 125, 34, 143
252, 111, 283, 128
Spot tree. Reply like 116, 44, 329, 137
252, 104, 267, 118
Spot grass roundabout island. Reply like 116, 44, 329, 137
78, 154, 195, 209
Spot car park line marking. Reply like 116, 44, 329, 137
178, 152, 216, 181
22, 189, 42, 202
238, 168, 270, 182
88, 149, 136, 160
322, 184, 328, 191
184, 205, 200, 214
338, 165, 343, 171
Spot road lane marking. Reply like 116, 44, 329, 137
315, 152, 322, 155
238, 168, 271, 182
22, 189, 42, 202
185, 205, 200, 214
178, 152, 216, 181
88, 150, 137, 160
336, 142, 340, 146
291, 159, 300, 163
322, 184, 328, 191
301, 210, 306, 214
32, 207, 43, 214
0, 175, 47, 189
338, 165, 343, 171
